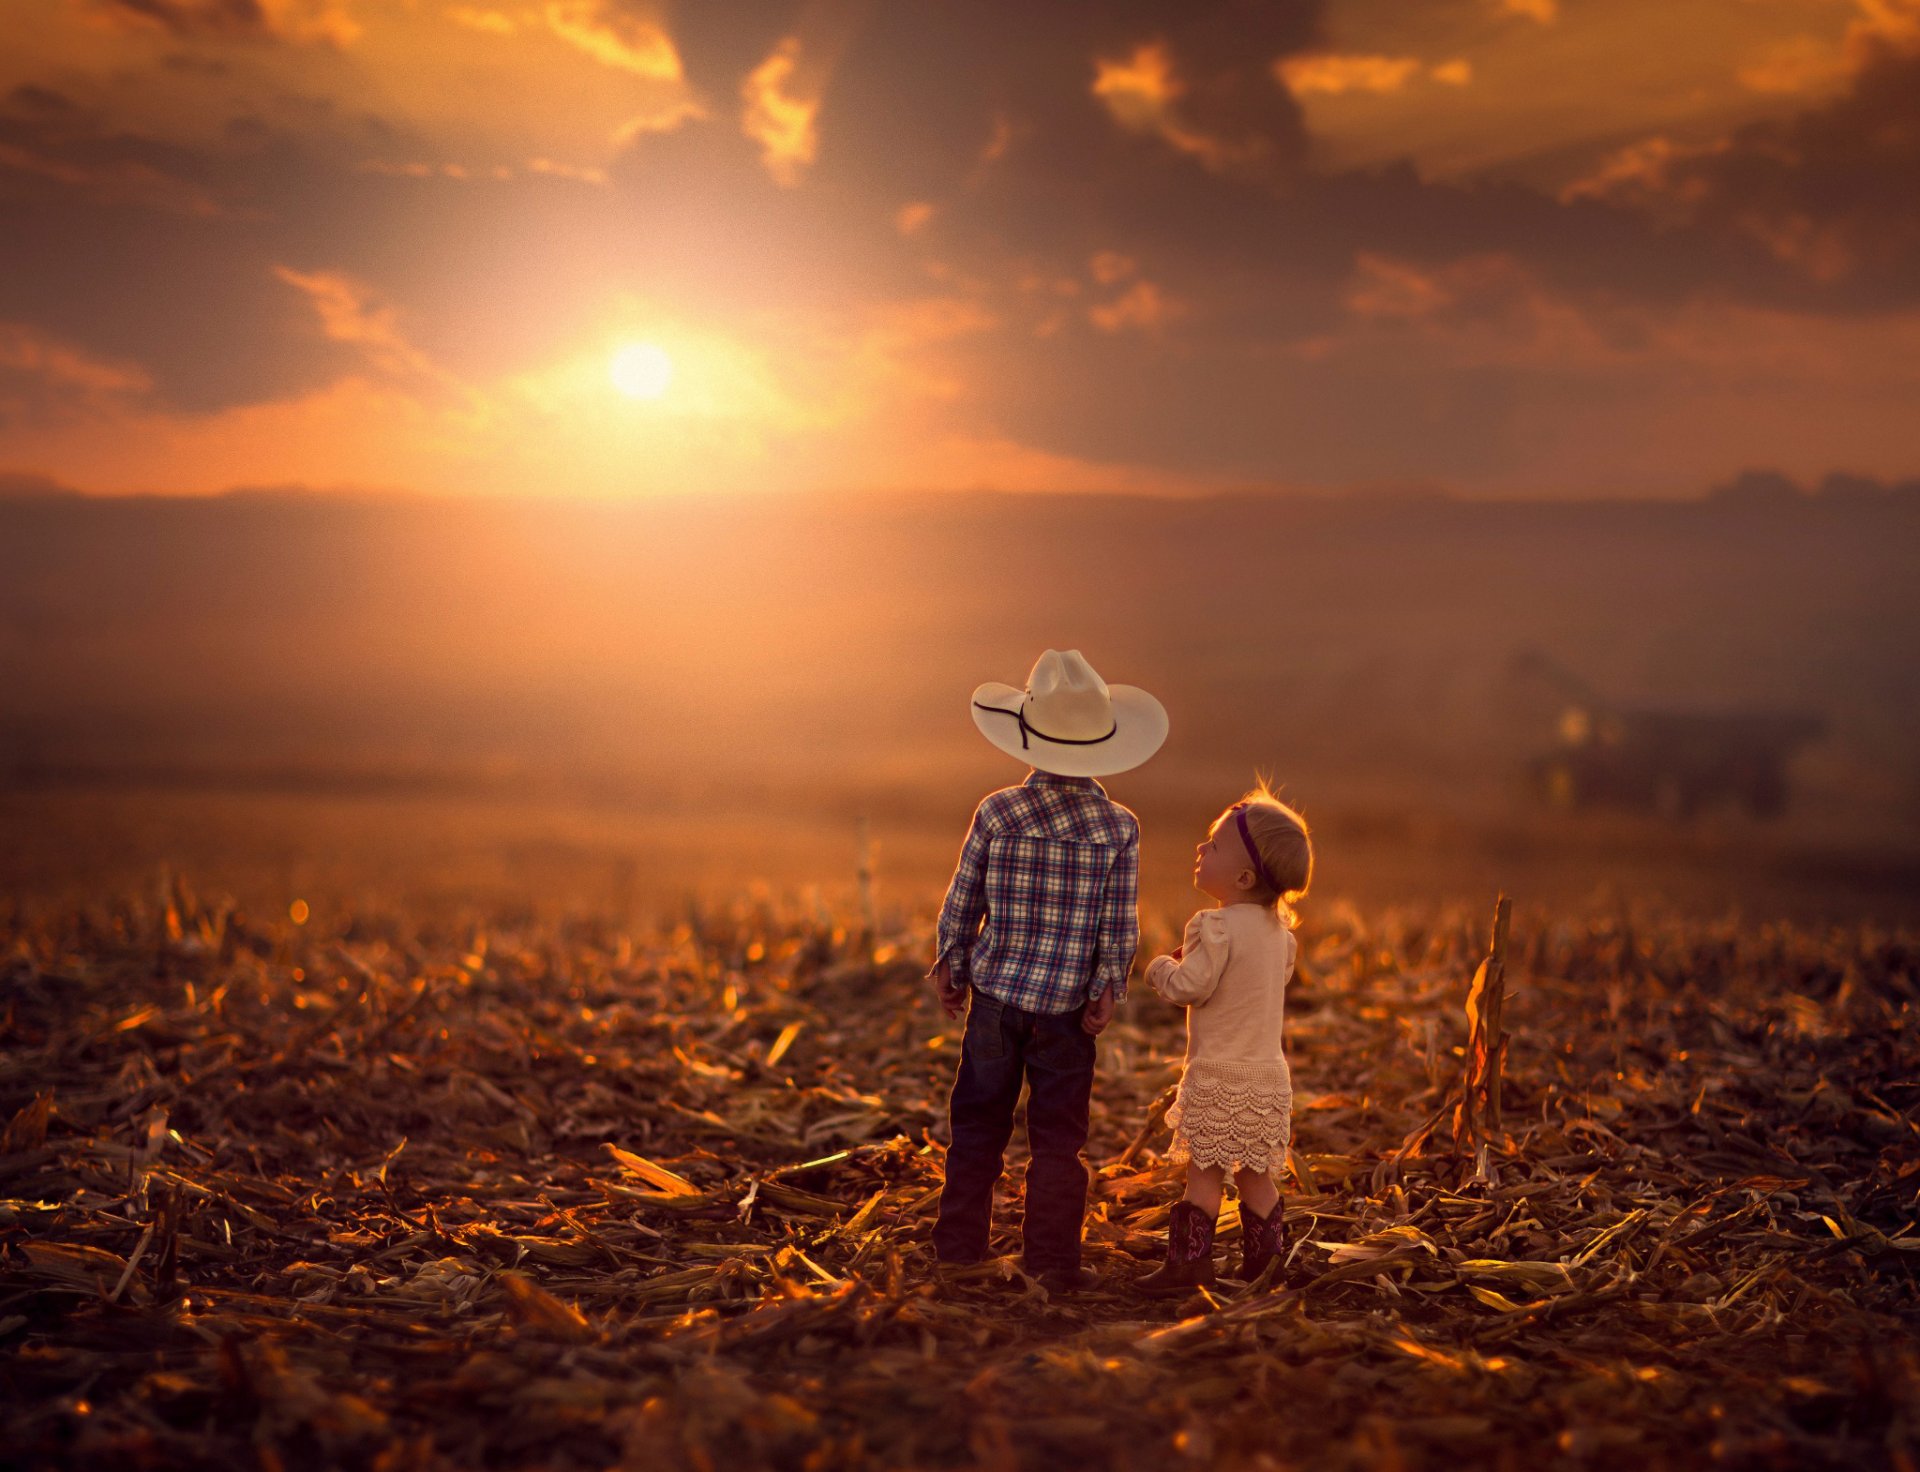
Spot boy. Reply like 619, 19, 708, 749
929, 648, 1168, 1293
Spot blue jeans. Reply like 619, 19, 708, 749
933, 989, 1097, 1273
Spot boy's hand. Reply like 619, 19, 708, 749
929, 956, 967, 1019
1083, 988, 1116, 1035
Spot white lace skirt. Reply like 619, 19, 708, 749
1166, 1057, 1293, 1175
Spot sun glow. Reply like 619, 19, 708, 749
609, 342, 674, 400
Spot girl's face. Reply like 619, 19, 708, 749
1193, 809, 1260, 904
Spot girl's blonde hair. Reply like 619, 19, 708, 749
1223, 781, 1313, 928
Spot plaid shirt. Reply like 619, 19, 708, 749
935, 770, 1141, 1015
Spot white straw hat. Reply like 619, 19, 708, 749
970, 649, 1169, 777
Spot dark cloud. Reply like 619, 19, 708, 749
8, 85, 76, 114
91, 0, 272, 41
1668, 42, 1920, 309
0, 97, 364, 411
0, 471, 81, 499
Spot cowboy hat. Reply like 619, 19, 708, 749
971, 649, 1168, 777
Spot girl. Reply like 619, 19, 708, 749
1138, 784, 1312, 1294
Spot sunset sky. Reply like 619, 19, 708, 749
3, 0, 1918, 499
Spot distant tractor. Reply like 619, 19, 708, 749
1508, 652, 1824, 820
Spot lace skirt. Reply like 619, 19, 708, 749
1166, 1057, 1292, 1175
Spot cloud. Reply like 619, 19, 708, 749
0, 322, 151, 426
0, 92, 229, 218
740, 37, 818, 187
445, 5, 515, 36
1498, 0, 1557, 23
1088, 279, 1183, 334
1091, 41, 1249, 170
1278, 54, 1424, 96
87, 0, 362, 46
542, 0, 683, 78
526, 156, 610, 185
1739, 34, 1853, 95
1571, 36, 1920, 302
1734, 1, 1919, 95
1559, 136, 1726, 219
1344, 252, 1454, 319
613, 98, 707, 143
272, 267, 448, 385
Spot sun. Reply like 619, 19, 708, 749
609, 342, 674, 400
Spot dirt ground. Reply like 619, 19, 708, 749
3, 811, 1917, 1469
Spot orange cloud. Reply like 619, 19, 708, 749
1498, 0, 1557, 23
1853, 0, 1920, 51
979, 114, 1016, 168
445, 5, 515, 36
542, 0, 683, 79
87, 0, 362, 45
1558, 136, 1723, 218
1344, 254, 1453, 319
1091, 42, 1247, 171
1740, 34, 1854, 94
1739, 1, 1920, 94
527, 157, 610, 185
1278, 54, 1423, 96
1430, 59, 1473, 87
1317, 258, 1920, 491
895, 201, 935, 237
356, 159, 521, 181
0, 323, 151, 399
272, 268, 446, 386
1089, 279, 1182, 334
742, 38, 820, 187
1089, 250, 1136, 286
612, 96, 706, 142
0, 140, 224, 217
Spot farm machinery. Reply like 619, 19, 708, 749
1508, 651, 1825, 820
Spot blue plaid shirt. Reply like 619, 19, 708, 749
935, 770, 1141, 1015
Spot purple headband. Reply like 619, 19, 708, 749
1232, 804, 1283, 893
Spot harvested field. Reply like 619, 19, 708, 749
3, 881, 1918, 1470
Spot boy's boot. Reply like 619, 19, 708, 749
1138, 1201, 1217, 1295
1240, 1198, 1287, 1284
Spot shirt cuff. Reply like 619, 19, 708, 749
936, 935, 971, 981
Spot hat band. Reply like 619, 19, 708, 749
974, 700, 1116, 751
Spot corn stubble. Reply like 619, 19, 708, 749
2, 881, 1917, 1470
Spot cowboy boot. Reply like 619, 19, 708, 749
1137, 1200, 1218, 1296
1240, 1198, 1287, 1284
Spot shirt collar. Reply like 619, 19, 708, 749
1024, 768, 1103, 794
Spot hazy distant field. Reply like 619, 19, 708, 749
4, 489, 1918, 926
6, 785, 1918, 935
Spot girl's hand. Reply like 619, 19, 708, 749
1083, 988, 1116, 1035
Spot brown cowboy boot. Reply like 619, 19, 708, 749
1240, 1198, 1287, 1284
1137, 1200, 1218, 1296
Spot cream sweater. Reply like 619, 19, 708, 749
1146, 904, 1296, 1083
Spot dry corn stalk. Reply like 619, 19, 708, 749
1453, 895, 1513, 1158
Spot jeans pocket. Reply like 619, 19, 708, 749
1031, 1008, 1096, 1070
966, 993, 1008, 1061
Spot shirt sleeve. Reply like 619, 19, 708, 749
1146, 910, 1229, 1008
934, 802, 992, 983
1091, 825, 1140, 1002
